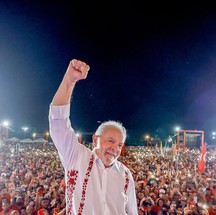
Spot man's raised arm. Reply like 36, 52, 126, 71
51, 59, 90, 106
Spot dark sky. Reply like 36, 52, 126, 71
1, 2, 216, 144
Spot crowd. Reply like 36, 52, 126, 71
120, 145, 216, 215
0, 140, 215, 215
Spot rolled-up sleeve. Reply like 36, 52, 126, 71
49, 104, 79, 169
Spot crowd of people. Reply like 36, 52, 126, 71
120, 145, 216, 215
0, 140, 215, 215
0, 142, 66, 215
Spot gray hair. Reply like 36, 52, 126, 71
95, 120, 127, 143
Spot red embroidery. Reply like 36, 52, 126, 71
66, 170, 78, 215
66, 155, 94, 215
78, 155, 94, 214
124, 170, 129, 194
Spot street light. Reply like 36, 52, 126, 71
145, 135, 151, 146
212, 132, 216, 140
45, 132, 49, 141
22, 127, 29, 138
32, 133, 36, 139
168, 136, 173, 143
175, 126, 180, 132
2, 121, 9, 140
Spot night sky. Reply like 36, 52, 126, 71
1, 2, 216, 144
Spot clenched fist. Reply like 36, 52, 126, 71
66, 59, 90, 82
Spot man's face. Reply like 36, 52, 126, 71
93, 127, 124, 167
26, 205, 34, 214
1, 188, 8, 196
2, 201, 10, 211
212, 204, 216, 211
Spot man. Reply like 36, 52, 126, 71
0, 199, 13, 215
49, 59, 138, 215
208, 199, 216, 215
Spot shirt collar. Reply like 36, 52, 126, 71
92, 151, 120, 172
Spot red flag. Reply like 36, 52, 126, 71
143, 179, 147, 186
121, 144, 126, 156
198, 142, 207, 174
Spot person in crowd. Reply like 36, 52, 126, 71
11, 195, 25, 212
208, 199, 216, 215
36, 208, 49, 215
11, 211, 20, 215
20, 207, 27, 215
26, 205, 36, 215
49, 59, 138, 215
0, 199, 14, 215
152, 198, 165, 214
35, 197, 50, 214
0, 186, 11, 207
